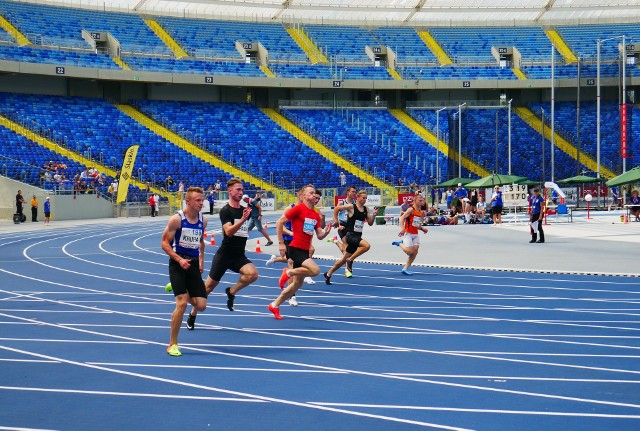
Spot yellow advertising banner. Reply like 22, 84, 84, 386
116, 144, 139, 204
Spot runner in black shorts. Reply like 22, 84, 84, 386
330, 185, 356, 253
324, 190, 377, 284
161, 187, 208, 357
187, 178, 258, 329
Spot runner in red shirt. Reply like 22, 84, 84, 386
268, 185, 332, 320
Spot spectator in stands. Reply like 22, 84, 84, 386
15, 190, 25, 219
339, 171, 346, 192
30, 194, 38, 222
178, 181, 185, 200
490, 185, 503, 225
145, 182, 151, 193
166, 175, 175, 191
214, 179, 221, 198
400, 196, 413, 216
53, 171, 61, 183
529, 188, 545, 243
629, 189, 640, 222
43, 170, 52, 183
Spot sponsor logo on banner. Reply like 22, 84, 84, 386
260, 198, 275, 211
116, 144, 139, 204
398, 193, 415, 205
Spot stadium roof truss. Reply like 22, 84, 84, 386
19, 0, 640, 25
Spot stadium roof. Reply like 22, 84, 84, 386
22, 0, 640, 26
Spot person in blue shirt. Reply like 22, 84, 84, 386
43, 196, 51, 225
207, 190, 215, 215
529, 188, 546, 243
629, 189, 640, 222
490, 185, 503, 225
609, 186, 621, 211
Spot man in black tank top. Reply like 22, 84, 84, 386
324, 190, 377, 285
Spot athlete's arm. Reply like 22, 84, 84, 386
222, 207, 251, 237
332, 203, 352, 226
276, 213, 289, 258
199, 218, 208, 273
315, 223, 333, 240
366, 206, 378, 226
161, 214, 191, 270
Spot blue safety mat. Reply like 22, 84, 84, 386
0, 221, 639, 431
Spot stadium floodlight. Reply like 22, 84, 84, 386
458, 102, 466, 178
597, 34, 627, 206
435, 106, 446, 184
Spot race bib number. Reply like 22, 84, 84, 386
178, 228, 201, 249
303, 217, 317, 235
234, 219, 249, 237
353, 220, 364, 233
412, 216, 423, 227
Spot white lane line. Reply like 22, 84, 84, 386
88, 363, 347, 373
0, 345, 470, 431
307, 402, 640, 419
0, 386, 264, 402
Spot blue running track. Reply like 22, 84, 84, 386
0, 220, 639, 430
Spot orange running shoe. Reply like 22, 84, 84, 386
268, 303, 283, 320
278, 267, 290, 289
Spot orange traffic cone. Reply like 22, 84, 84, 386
263, 221, 268, 230
255, 240, 262, 253
203, 231, 208, 238
210, 234, 216, 246
624, 214, 629, 224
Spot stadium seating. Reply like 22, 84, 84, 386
528, 100, 640, 174
556, 24, 640, 59
428, 26, 551, 63
371, 27, 438, 64
304, 25, 378, 63
410, 107, 577, 181
131, 100, 372, 190
0, 0, 169, 55
400, 65, 517, 80
0, 93, 253, 196
0, 27, 12, 43
122, 55, 263, 76
0, 44, 119, 69
280, 108, 442, 185
156, 17, 307, 61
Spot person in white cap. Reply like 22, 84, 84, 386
242, 192, 273, 246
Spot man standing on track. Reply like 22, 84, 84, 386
529, 188, 545, 243
268, 185, 332, 320
392, 193, 429, 275
187, 178, 258, 329
161, 187, 208, 357
324, 190, 377, 284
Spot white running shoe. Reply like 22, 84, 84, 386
266, 254, 276, 266
288, 296, 299, 306
304, 277, 316, 285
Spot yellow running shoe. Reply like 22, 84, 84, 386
166, 344, 182, 356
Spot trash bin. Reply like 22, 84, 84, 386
375, 206, 386, 225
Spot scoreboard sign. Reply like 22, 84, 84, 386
488, 184, 528, 206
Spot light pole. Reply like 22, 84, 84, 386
436, 107, 446, 184
597, 34, 627, 206
551, 44, 555, 182
458, 102, 466, 178
508, 99, 512, 175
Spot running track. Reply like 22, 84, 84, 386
0, 220, 639, 430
